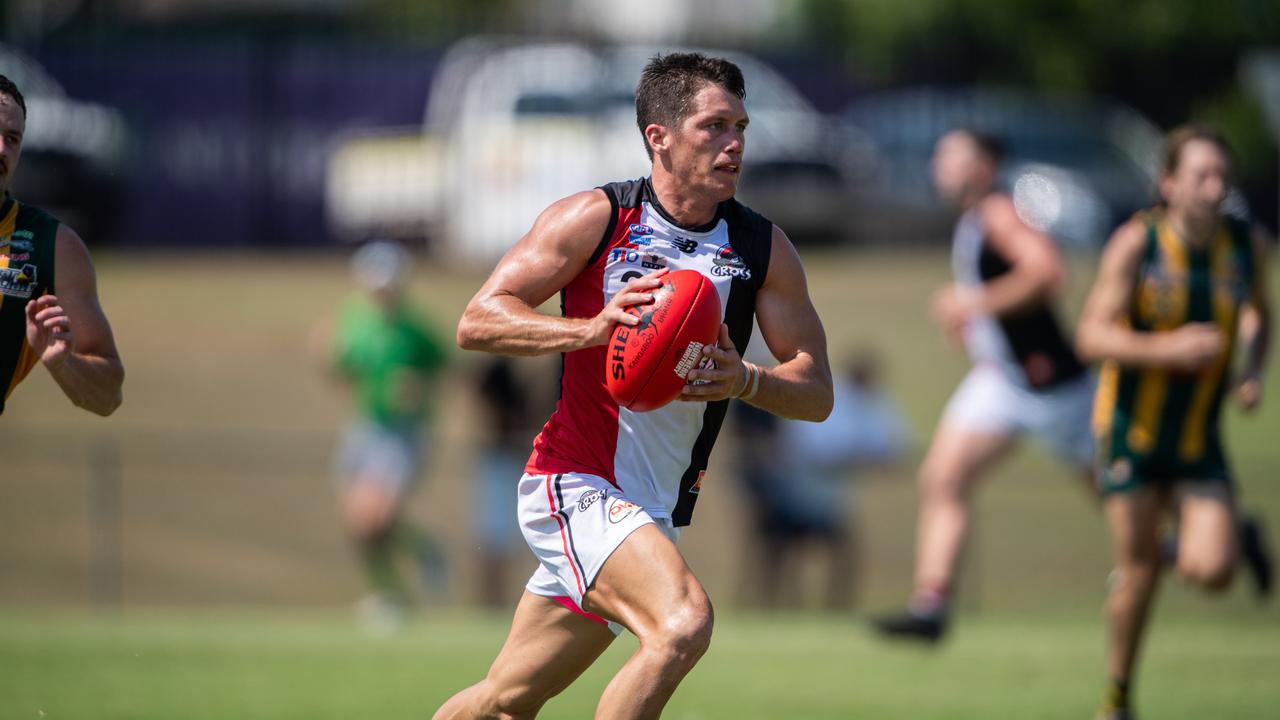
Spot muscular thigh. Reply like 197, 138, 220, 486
583, 523, 709, 639
919, 420, 1017, 491
483, 592, 617, 703
1103, 488, 1165, 564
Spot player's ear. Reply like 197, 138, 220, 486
644, 123, 669, 157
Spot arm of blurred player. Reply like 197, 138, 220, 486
1075, 218, 1223, 371
932, 194, 1064, 337
25, 225, 124, 416
682, 225, 833, 421
1235, 224, 1272, 411
456, 190, 666, 356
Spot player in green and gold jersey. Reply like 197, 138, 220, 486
0, 74, 122, 418
1077, 125, 1272, 720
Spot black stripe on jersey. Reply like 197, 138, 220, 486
671, 201, 773, 526
977, 240, 1085, 389
554, 474, 589, 584
588, 184, 622, 268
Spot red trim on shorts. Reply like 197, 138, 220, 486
546, 474, 586, 596
553, 595, 608, 626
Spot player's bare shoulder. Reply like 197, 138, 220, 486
523, 189, 614, 255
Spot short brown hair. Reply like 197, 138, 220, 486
1161, 123, 1233, 177
635, 53, 745, 161
0, 74, 26, 118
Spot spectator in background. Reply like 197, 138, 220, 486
327, 241, 449, 632
736, 348, 908, 610
471, 357, 535, 608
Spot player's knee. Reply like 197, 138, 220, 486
1178, 556, 1235, 592
651, 593, 715, 665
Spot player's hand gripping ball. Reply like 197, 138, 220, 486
606, 269, 721, 411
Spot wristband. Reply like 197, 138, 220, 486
740, 362, 762, 401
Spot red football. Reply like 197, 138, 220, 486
606, 269, 722, 412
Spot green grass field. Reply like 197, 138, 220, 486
2, 608, 1278, 719
4, 248, 1279, 718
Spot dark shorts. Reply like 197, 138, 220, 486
1095, 445, 1234, 496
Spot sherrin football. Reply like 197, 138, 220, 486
606, 269, 722, 412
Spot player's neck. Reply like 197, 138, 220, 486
649, 171, 719, 228
1166, 207, 1218, 249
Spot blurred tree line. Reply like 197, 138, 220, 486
798, 0, 1280, 223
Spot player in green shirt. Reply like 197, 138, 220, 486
329, 241, 448, 631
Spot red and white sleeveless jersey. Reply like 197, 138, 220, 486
525, 177, 773, 526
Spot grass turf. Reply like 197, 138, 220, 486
2, 608, 1278, 719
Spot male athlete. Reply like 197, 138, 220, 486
1077, 125, 1271, 720
872, 129, 1094, 642
434, 53, 832, 719
0, 74, 122, 417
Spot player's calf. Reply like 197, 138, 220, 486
432, 678, 548, 720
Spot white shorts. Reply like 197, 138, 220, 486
519, 471, 680, 635
941, 364, 1095, 469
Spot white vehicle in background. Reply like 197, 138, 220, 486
326, 37, 871, 265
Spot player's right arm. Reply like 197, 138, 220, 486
1075, 219, 1223, 371
456, 190, 665, 356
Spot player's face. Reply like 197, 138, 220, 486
0, 95, 24, 195
931, 132, 985, 205
667, 83, 748, 202
1161, 139, 1230, 221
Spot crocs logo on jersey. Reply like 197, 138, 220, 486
711, 243, 751, 279
607, 497, 639, 524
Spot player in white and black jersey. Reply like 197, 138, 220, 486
872, 129, 1096, 643
434, 53, 832, 719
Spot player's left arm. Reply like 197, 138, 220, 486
1235, 224, 1272, 412
24, 225, 124, 416
683, 225, 833, 421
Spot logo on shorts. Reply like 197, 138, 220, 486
607, 497, 639, 524
578, 489, 604, 512
1107, 457, 1132, 485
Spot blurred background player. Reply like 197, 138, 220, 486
734, 347, 907, 610
1076, 124, 1272, 720
0, 73, 122, 418
470, 356, 538, 608
327, 240, 449, 631
873, 129, 1096, 642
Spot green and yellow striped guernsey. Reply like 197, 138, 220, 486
0, 195, 59, 415
1093, 208, 1259, 491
